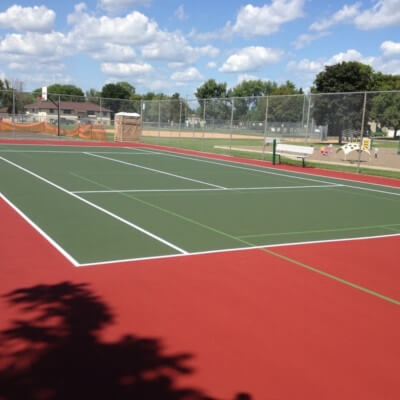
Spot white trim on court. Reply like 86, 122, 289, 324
0, 192, 80, 266
85, 152, 226, 189
0, 155, 188, 257
77, 232, 400, 267
72, 184, 343, 194
0, 150, 158, 155
136, 147, 400, 195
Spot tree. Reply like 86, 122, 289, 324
370, 74, 400, 138
312, 62, 376, 143
195, 79, 227, 100
101, 83, 133, 115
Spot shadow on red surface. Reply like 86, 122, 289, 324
0, 281, 252, 400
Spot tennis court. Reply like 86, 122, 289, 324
1, 140, 400, 399
1, 142, 399, 266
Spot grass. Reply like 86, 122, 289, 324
139, 136, 400, 180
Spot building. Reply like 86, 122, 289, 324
24, 101, 112, 125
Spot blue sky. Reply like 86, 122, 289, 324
0, 0, 399, 96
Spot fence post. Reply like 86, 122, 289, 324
12, 89, 15, 136
57, 95, 61, 137
357, 92, 367, 174
140, 100, 143, 143
202, 99, 206, 152
306, 94, 312, 143
262, 96, 269, 160
158, 100, 161, 144
230, 98, 234, 153
301, 93, 306, 129
178, 100, 182, 145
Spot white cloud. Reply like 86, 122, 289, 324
98, 0, 151, 12
174, 5, 187, 21
310, 3, 361, 31
354, 0, 400, 30
91, 44, 136, 61
232, 0, 305, 37
141, 31, 219, 63
292, 32, 330, 49
219, 47, 284, 73
0, 32, 72, 62
207, 61, 217, 68
288, 49, 376, 76
327, 49, 375, 65
67, 8, 159, 49
286, 47, 400, 86
237, 74, 259, 83
101, 62, 153, 76
171, 67, 203, 82
0, 5, 55, 33
381, 41, 400, 57
134, 77, 174, 91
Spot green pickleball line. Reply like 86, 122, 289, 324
72, 172, 400, 307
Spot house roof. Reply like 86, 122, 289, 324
24, 101, 112, 113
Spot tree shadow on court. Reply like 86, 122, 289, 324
0, 281, 253, 400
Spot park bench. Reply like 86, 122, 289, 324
275, 143, 314, 167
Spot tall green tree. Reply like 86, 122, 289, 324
195, 79, 227, 100
195, 80, 228, 122
33, 84, 85, 101
101, 83, 133, 114
312, 61, 376, 143
370, 74, 400, 138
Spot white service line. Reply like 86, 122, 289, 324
77, 231, 400, 267
0, 192, 80, 266
0, 150, 158, 155
72, 184, 342, 194
0, 156, 188, 256
138, 147, 400, 196
85, 152, 226, 189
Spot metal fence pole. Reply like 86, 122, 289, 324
357, 92, 367, 174
178, 100, 182, 145
57, 95, 61, 137
202, 99, 206, 152
305, 94, 312, 143
12, 89, 15, 136
99, 97, 102, 126
230, 98, 234, 153
262, 96, 269, 160
158, 100, 161, 145
140, 100, 143, 143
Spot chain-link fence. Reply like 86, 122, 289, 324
0, 89, 399, 174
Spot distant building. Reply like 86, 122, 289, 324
24, 101, 112, 125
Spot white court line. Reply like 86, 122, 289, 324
137, 147, 400, 196
77, 232, 400, 267
0, 192, 80, 266
72, 184, 342, 194
85, 152, 226, 189
0, 156, 188, 256
0, 150, 157, 155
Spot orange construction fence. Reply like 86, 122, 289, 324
0, 120, 106, 141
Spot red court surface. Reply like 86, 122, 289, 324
1, 140, 400, 399
1, 193, 400, 399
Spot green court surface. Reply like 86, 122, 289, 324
1, 143, 399, 266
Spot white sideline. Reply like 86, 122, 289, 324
77, 232, 400, 267
0, 156, 188, 256
137, 148, 400, 197
0, 192, 80, 266
85, 152, 226, 189
72, 184, 343, 194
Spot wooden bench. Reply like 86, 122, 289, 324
275, 143, 314, 167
